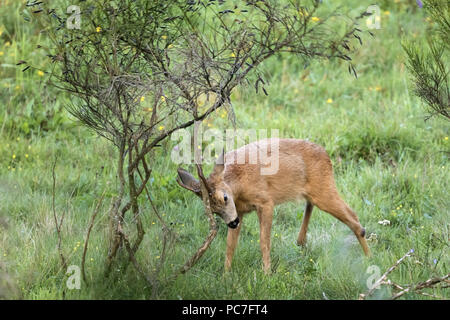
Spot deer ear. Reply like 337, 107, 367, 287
177, 167, 201, 196
212, 149, 225, 176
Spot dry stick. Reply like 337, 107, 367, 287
415, 291, 446, 300
359, 250, 413, 300
391, 273, 449, 300
381, 279, 405, 291
381, 279, 445, 299
174, 164, 218, 277
51, 158, 68, 271
81, 191, 106, 284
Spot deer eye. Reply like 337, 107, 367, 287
224, 194, 228, 202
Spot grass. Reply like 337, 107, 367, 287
0, 0, 449, 300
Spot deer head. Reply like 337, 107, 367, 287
176, 153, 240, 229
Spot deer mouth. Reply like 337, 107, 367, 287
227, 217, 240, 229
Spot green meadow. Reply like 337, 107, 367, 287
0, 0, 448, 299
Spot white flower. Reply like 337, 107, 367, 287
367, 233, 378, 242
378, 219, 391, 226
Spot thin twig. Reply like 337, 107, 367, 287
359, 250, 413, 300
52, 158, 67, 271
81, 191, 106, 284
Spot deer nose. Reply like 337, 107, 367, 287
227, 217, 240, 229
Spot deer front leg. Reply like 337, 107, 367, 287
257, 203, 274, 274
224, 215, 242, 272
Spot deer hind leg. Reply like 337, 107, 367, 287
297, 201, 314, 246
312, 193, 371, 257
224, 214, 243, 272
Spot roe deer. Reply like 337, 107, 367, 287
176, 138, 371, 273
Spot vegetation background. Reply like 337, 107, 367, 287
0, 0, 448, 299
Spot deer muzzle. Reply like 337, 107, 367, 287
227, 217, 240, 229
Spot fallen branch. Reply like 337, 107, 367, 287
359, 250, 414, 300
359, 250, 449, 300
391, 273, 449, 300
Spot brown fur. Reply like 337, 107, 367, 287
177, 138, 371, 274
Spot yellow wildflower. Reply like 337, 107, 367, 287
158, 125, 165, 131
311, 17, 320, 22
140, 96, 145, 102
298, 9, 308, 17
37, 70, 44, 77
384, 11, 390, 16
161, 35, 167, 40
96, 26, 102, 33
0, 51, 4, 56
327, 98, 333, 104
160, 96, 166, 102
